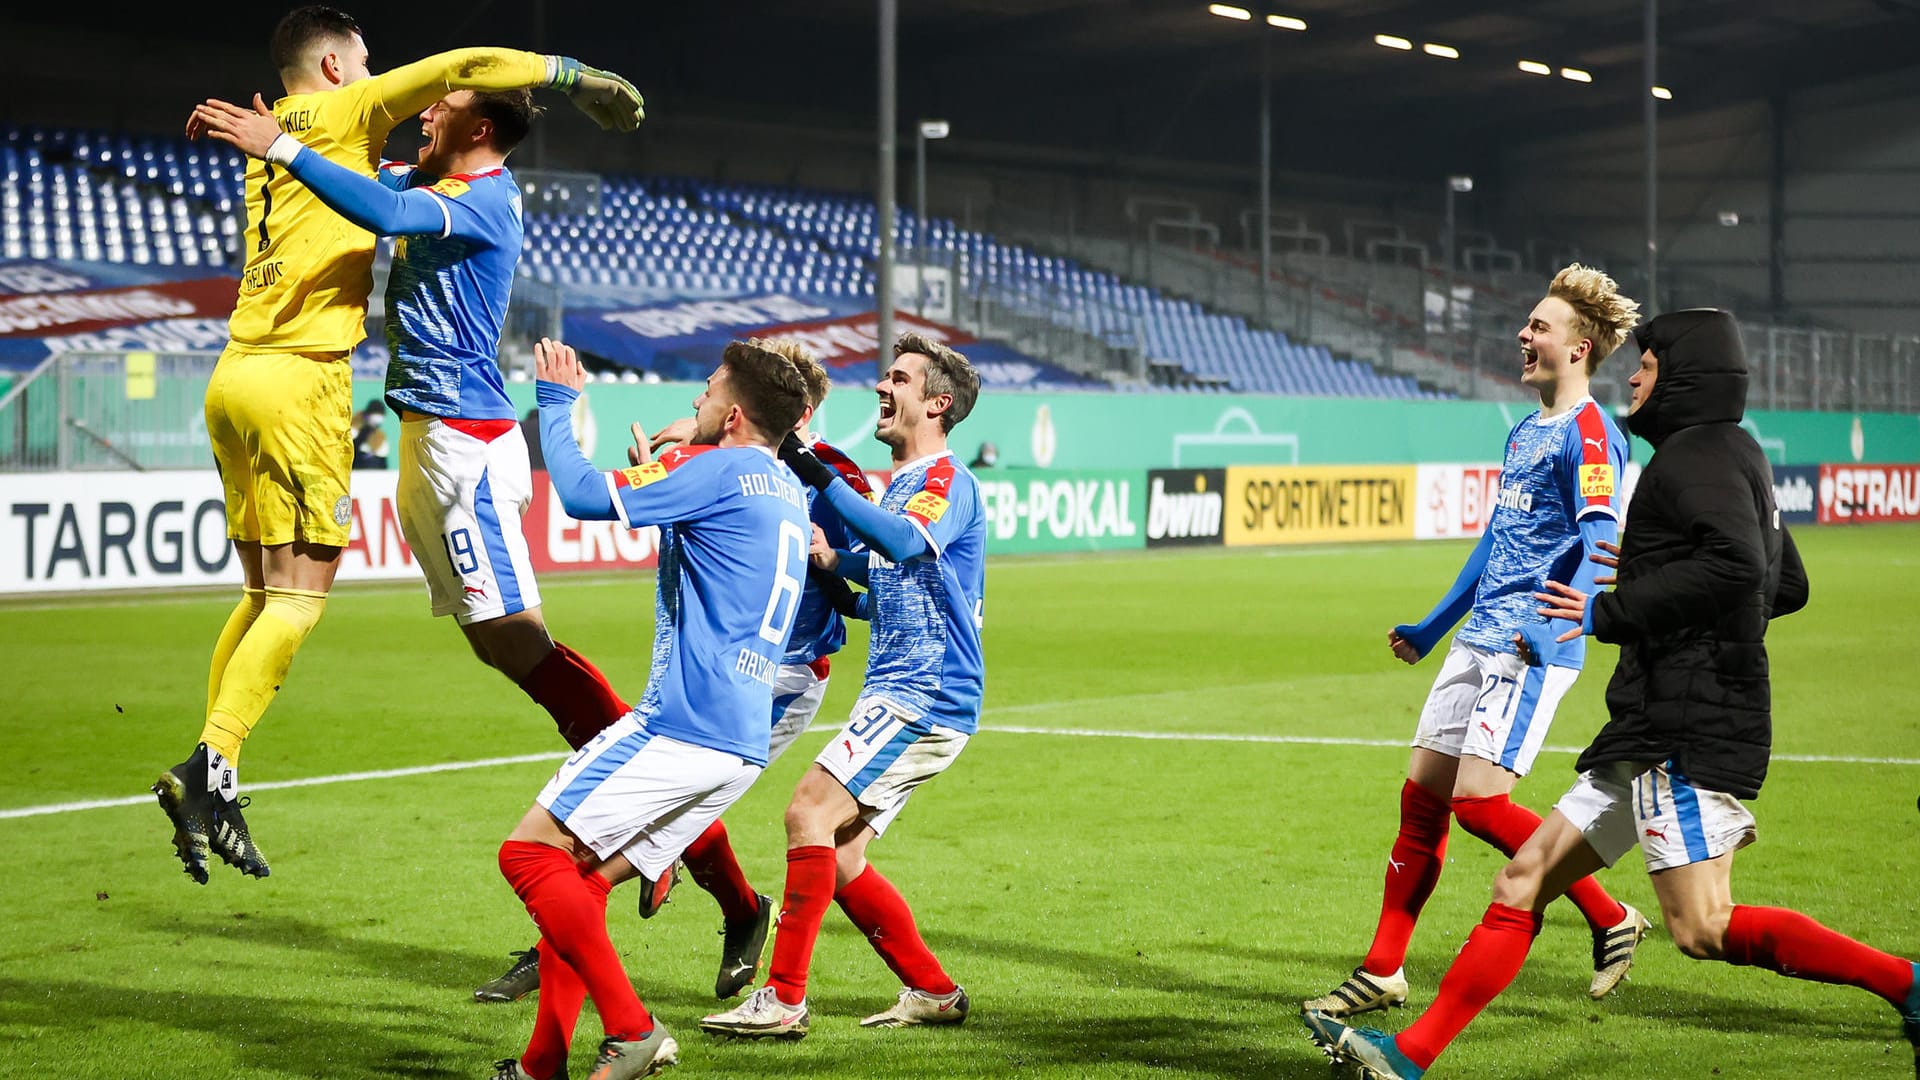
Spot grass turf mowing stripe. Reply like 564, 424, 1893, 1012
6, 726, 1919, 821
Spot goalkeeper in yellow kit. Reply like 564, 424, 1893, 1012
153, 4, 644, 885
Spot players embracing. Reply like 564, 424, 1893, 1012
1303, 265, 1648, 1020
702, 332, 987, 1038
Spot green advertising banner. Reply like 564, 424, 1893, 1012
975, 469, 1145, 554
350, 378, 1920, 473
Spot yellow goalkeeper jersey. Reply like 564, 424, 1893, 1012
228, 48, 549, 354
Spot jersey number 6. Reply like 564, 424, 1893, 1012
758, 519, 808, 645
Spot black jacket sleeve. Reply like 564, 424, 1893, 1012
1770, 523, 1809, 619
1591, 474, 1768, 644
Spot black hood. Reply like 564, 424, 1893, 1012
1626, 308, 1749, 445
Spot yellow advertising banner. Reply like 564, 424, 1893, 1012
1224, 465, 1417, 546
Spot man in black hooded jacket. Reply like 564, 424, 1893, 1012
1305, 309, 1920, 1080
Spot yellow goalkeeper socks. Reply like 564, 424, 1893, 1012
206, 588, 268, 719
199, 587, 328, 765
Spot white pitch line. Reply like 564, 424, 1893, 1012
5, 727, 1916, 821
0, 751, 567, 820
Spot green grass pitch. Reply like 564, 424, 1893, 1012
2, 526, 1917, 1079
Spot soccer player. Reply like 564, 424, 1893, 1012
492, 337, 810, 1080
480, 341, 876, 1005
1305, 309, 1920, 1080
1303, 265, 1648, 1019
152, 5, 643, 886
701, 332, 985, 1039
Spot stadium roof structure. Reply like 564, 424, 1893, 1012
10, 0, 1920, 177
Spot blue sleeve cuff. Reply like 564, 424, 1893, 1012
536, 382, 615, 521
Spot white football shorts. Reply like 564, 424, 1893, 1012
768, 659, 832, 764
1555, 760, 1758, 872
1412, 640, 1579, 777
815, 694, 969, 836
396, 416, 541, 625
537, 713, 762, 880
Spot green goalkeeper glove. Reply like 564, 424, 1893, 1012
547, 57, 645, 132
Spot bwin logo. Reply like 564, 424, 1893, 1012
1147, 477, 1223, 540
1495, 484, 1533, 513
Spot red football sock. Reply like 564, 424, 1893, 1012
1452, 793, 1626, 932
1362, 780, 1452, 976
518, 642, 628, 750
497, 840, 652, 1039
522, 937, 586, 1080
767, 845, 837, 1006
1724, 905, 1915, 1005
835, 864, 957, 995
683, 819, 761, 923
1396, 902, 1543, 1070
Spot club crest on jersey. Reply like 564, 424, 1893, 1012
619, 462, 668, 489
1580, 463, 1615, 498
905, 491, 950, 522
430, 177, 471, 198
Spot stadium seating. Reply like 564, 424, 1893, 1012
1, 123, 1444, 399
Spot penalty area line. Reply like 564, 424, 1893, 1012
6, 728, 1917, 821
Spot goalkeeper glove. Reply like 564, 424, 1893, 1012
779, 432, 840, 491
547, 57, 645, 132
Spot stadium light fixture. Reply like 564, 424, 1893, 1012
1560, 67, 1593, 83
1374, 34, 1413, 51
1422, 43, 1459, 59
1518, 60, 1552, 76
1207, 3, 1252, 20
1718, 210, 1741, 227
1651, 85, 1673, 100
919, 120, 950, 140
1267, 14, 1307, 31
1448, 175, 1474, 193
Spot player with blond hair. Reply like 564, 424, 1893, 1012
1302, 265, 1649, 1019
152, 3, 643, 885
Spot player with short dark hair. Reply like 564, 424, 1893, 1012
1303, 265, 1648, 1020
154, 6, 644, 886
489, 338, 810, 1080
702, 334, 986, 1038
1305, 308, 1920, 1080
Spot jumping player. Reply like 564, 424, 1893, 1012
702, 331, 985, 1038
491, 337, 809, 1080
1304, 309, 1920, 1080
154, 4, 643, 885
1303, 265, 1647, 1019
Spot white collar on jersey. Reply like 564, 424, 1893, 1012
1533, 395, 1596, 426
892, 449, 954, 475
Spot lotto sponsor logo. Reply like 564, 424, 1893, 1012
1772, 465, 1818, 525
1145, 469, 1225, 547
619, 462, 668, 489
429, 178, 471, 199
905, 491, 951, 523
1579, 463, 1615, 499
1818, 463, 1920, 524
1224, 465, 1415, 547
978, 470, 1144, 553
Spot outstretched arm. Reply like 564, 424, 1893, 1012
779, 434, 930, 563
1391, 528, 1493, 662
534, 341, 618, 521
366, 48, 644, 133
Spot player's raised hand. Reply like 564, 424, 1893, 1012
193, 95, 283, 160
1591, 537, 1621, 587
648, 417, 698, 453
1387, 628, 1422, 665
550, 58, 646, 132
626, 422, 652, 466
809, 523, 838, 572
534, 337, 587, 392
1535, 580, 1591, 643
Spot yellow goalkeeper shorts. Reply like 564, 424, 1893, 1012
204, 343, 354, 547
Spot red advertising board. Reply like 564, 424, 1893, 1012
1818, 464, 1920, 524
